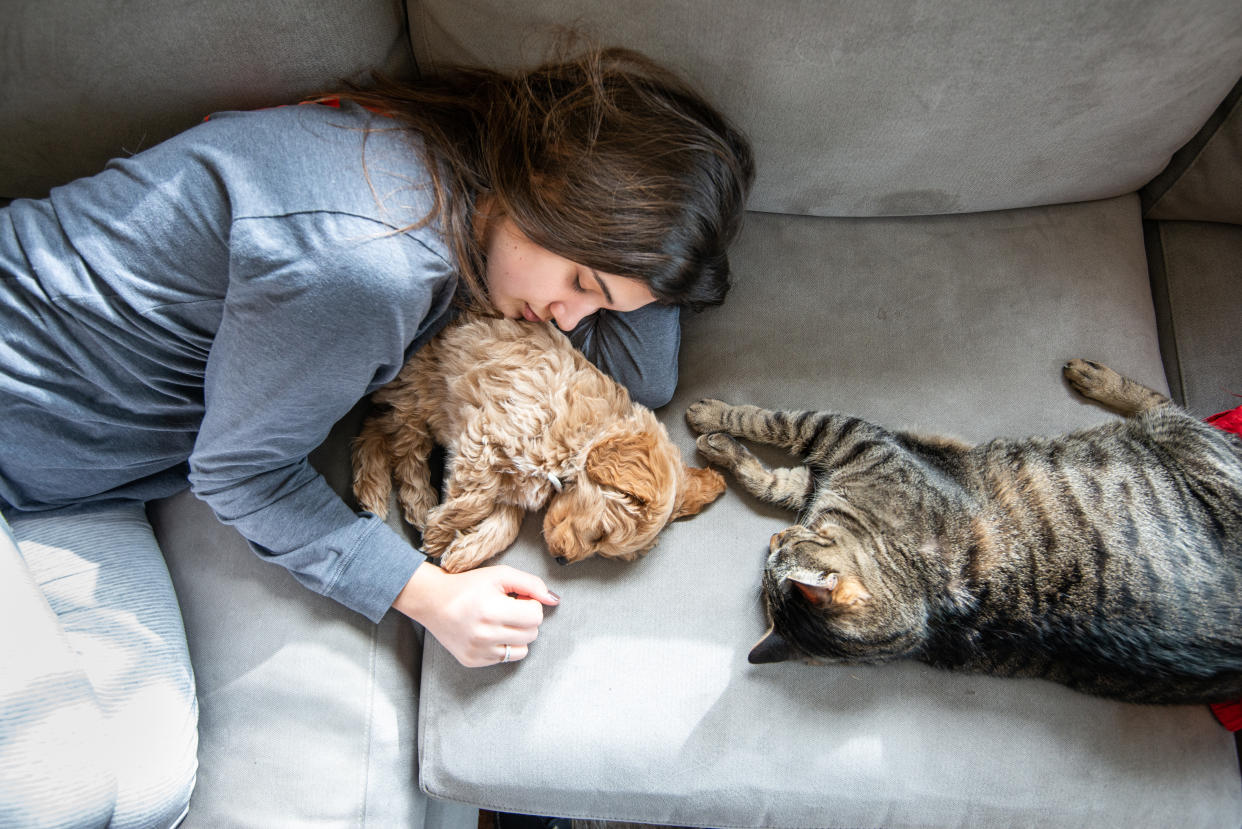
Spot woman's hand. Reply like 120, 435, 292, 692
392, 561, 560, 667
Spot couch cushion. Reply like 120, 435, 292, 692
149, 402, 476, 828
1146, 220, 1242, 414
416, 195, 1242, 827
408, 0, 1242, 217
0, 0, 413, 200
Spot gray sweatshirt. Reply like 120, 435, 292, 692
0, 101, 679, 621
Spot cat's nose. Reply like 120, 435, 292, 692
770, 530, 787, 551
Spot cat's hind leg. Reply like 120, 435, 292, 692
1064, 359, 1172, 417
695, 432, 812, 510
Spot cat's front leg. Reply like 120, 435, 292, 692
687, 399, 839, 457
695, 432, 812, 511
685, 398, 737, 435
688, 399, 790, 443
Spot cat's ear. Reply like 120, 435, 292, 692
787, 571, 871, 608
748, 626, 798, 664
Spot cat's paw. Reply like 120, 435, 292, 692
686, 399, 732, 435
1064, 358, 1126, 403
695, 431, 749, 470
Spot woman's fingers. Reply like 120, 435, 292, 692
495, 642, 530, 665
492, 564, 561, 606
487, 591, 546, 632
392, 562, 561, 667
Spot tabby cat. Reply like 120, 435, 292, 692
686, 360, 1242, 704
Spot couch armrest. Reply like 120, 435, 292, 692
1143, 76, 1242, 225
1141, 74, 1242, 412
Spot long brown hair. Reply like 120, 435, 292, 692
331, 46, 754, 313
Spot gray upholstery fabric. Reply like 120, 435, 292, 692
148, 402, 475, 829
1144, 77, 1242, 225
416, 197, 1242, 828
1146, 221, 1242, 415
408, 0, 1242, 217
5, 0, 1241, 825
0, 0, 413, 200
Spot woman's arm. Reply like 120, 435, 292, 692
568, 302, 682, 409
188, 212, 454, 622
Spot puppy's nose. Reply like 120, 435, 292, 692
555, 556, 570, 566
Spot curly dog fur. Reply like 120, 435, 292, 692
352, 314, 725, 572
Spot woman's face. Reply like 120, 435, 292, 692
481, 214, 657, 332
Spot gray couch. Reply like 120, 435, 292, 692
5, 1, 1242, 827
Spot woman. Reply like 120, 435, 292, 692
0, 47, 753, 826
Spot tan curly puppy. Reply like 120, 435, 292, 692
351, 314, 725, 573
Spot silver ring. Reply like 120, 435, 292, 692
501, 644, 512, 664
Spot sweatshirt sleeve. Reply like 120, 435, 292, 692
569, 303, 683, 409
188, 211, 455, 622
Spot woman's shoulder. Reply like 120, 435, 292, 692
191, 102, 437, 229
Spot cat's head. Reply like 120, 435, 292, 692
749, 523, 929, 665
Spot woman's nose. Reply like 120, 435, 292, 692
550, 296, 598, 331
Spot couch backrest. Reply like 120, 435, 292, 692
408, 0, 1242, 217
0, 0, 414, 201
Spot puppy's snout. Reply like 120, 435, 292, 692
555, 556, 570, 566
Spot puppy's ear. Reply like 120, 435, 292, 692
671, 466, 726, 519
584, 432, 665, 505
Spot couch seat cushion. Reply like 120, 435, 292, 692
416, 195, 1241, 828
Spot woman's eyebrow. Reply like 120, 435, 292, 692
589, 269, 615, 305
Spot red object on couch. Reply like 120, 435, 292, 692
1205, 404, 1242, 730
1206, 405, 1242, 435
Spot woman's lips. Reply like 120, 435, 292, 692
522, 303, 541, 322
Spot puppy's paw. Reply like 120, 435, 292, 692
353, 482, 391, 520
421, 509, 454, 557
686, 399, 731, 435
396, 488, 436, 531
437, 534, 496, 574
695, 431, 749, 470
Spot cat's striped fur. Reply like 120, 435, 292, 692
686, 360, 1242, 704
